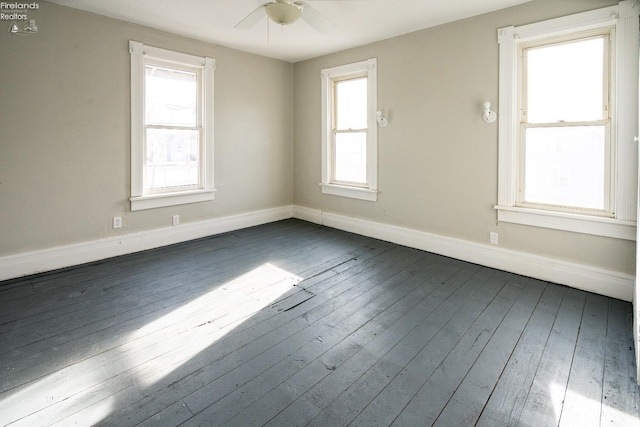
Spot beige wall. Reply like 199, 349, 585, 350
0, 2, 293, 256
293, 0, 635, 275
1, 0, 635, 279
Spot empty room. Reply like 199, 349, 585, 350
1, 0, 640, 425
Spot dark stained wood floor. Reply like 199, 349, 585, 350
1, 219, 639, 426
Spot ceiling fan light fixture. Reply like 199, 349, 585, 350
264, 2, 302, 25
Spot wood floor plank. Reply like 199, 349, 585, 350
430, 279, 546, 426
349, 271, 507, 421
558, 293, 609, 427
387, 275, 528, 426
600, 299, 640, 425
475, 283, 567, 426
513, 288, 587, 427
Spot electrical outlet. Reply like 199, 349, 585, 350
172, 214, 180, 226
113, 216, 123, 229
489, 232, 499, 245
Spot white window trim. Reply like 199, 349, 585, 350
321, 58, 378, 202
129, 41, 216, 211
495, 1, 638, 240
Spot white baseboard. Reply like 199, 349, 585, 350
293, 205, 323, 224
0, 206, 294, 282
2, 204, 633, 302
292, 207, 634, 302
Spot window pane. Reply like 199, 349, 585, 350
146, 65, 197, 126
524, 126, 605, 210
526, 37, 604, 123
335, 77, 367, 130
146, 128, 200, 190
334, 132, 366, 184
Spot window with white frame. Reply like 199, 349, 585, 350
495, 1, 638, 240
321, 59, 378, 202
521, 30, 611, 213
129, 41, 215, 211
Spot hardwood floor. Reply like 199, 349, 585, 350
0, 219, 638, 426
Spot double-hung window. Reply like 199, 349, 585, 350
321, 59, 378, 201
520, 31, 612, 213
496, 2, 638, 240
129, 41, 215, 211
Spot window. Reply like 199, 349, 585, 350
321, 59, 378, 201
496, 2, 638, 240
129, 41, 215, 211
520, 32, 611, 214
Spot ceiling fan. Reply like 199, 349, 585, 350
235, 0, 336, 34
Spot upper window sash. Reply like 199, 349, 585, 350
332, 75, 368, 131
144, 59, 203, 128
520, 31, 611, 125
495, 1, 638, 240
129, 41, 216, 211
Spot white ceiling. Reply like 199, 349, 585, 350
47, 0, 533, 62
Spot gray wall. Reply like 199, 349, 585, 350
293, 0, 635, 275
0, 1, 294, 256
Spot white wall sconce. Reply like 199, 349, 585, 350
482, 101, 497, 123
376, 111, 388, 127
8, 19, 37, 35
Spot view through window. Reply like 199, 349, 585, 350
520, 35, 610, 213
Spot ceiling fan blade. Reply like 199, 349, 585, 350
298, 2, 335, 33
235, 4, 267, 29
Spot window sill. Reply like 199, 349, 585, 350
495, 205, 636, 241
130, 189, 216, 211
321, 183, 378, 202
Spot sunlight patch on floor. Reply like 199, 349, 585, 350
550, 381, 639, 426
50, 397, 115, 427
126, 263, 303, 387
0, 369, 113, 427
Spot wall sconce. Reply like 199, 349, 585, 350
8, 19, 37, 35
482, 101, 497, 123
376, 111, 388, 127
